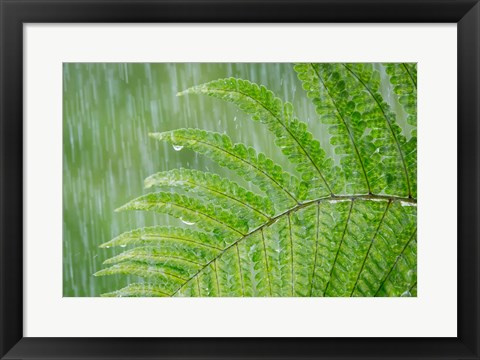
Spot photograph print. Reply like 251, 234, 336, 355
63, 63, 417, 297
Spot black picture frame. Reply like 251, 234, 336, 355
1, 1, 479, 359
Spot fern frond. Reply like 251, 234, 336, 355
384, 63, 417, 198
350, 201, 417, 296
237, 232, 272, 296
309, 200, 353, 296
103, 246, 205, 267
295, 63, 415, 197
116, 192, 248, 239
170, 197, 416, 297
100, 255, 201, 279
294, 63, 367, 195
150, 129, 303, 211
144, 168, 274, 226
94, 261, 185, 294
375, 232, 417, 297
343, 63, 413, 197
179, 78, 342, 197
99, 226, 224, 251
384, 63, 417, 129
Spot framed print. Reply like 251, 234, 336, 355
1, 0, 479, 359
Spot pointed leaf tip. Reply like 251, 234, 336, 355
114, 203, 130, 212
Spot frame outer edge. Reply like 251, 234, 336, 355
0, 1, 24, 359
458, 2, 480, 358
0, 0, 4, 356
0, 0, 479, 359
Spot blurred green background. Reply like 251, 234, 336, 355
62, 63, 324, 296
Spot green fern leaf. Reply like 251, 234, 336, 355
165, 197, 416, 297
179, 78, 342, 197
384, 63, 417, 198
294, 63, 367, 195
144, 168, 274, 226
384, 63, 417, 129
94, 261, 185, 294
375, 230, 417, 297
343, 63, 414, 197
295, 63, 415, 198
100, 197, 417, 297
116, 192, 248, 240
101, 283, 170, 297
100, 226, 224, 251
102, 246, 205, 267
97, 63, 417, 297
150, 129, 303, 211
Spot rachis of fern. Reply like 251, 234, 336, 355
95, 63, 417, 297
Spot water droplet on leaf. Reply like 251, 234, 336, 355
180, 218, 195, 226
